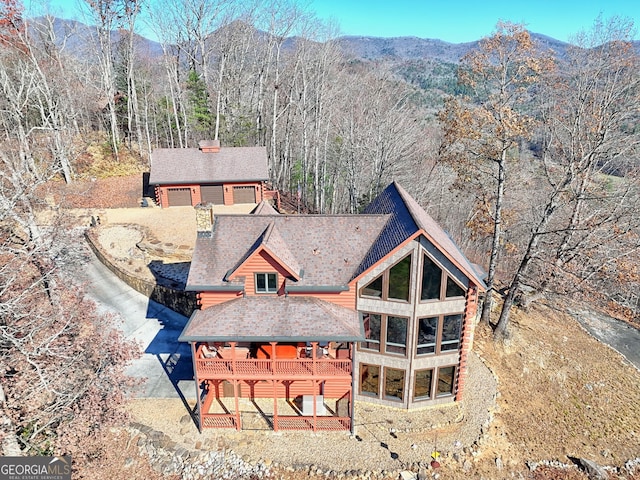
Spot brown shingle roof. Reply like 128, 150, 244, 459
251, 200, 279, 215
187, 214, 390, 290
178, 296, 364, 342
148, 146, 269, 185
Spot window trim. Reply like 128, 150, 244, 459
255, 272, 278, 293
413, 368, 434, 401
435, 365, 457, 398
416, 313, 463, 356
383, 366, 405, 402
359, 312, 409, 357
359, 363, 380, 398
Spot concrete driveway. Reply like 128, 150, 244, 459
82, 250, 196, 401
569, 308, 640, 371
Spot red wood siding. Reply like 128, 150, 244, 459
231, 250, 290, 295
198, 291, 244, 309
240, 379, 351, 399
287, 289, 356, 309
155, 182, 264, 207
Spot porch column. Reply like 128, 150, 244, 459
270, 342, 278, 431
233, 379, 241, 430
350, 343, 356, 436
191, 343, 203, 432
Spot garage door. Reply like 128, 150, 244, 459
201, 185, 224, 204
233, 186, 256, 204
167, 187, 192, 206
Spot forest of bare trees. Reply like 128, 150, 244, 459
1, 0, 640, 468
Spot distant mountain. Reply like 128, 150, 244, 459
334, 32, 572, 63
30, 16, 164, 59
335, 36, 478, 63
31, 17, 581, 64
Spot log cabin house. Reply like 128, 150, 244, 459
178, 182, 485, 432
148, 140, 269, 208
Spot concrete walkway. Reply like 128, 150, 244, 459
82, 251, 196, 401
569, 308, 640, 371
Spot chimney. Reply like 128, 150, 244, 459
198, 139, 220, 153
195, 203, 214, 237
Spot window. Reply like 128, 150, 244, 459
416, 314, 463, 355
416, 317, 438, 355
361, 254, 412, 302
436, 366, 456, 397
420, 254, 442, 300
362, 313, 381, 352
388, 255, 411, 301
446, 277, 465, 298
441, 314, 463, 351
384, 367, 405, 401
386, 316, 408, 355
360, 313, 408, 356
361, 275, 383, 298
360, 364, 380, 397
255, 273, 277, 293
421, 253, 467, 301
413, 369, 433, 400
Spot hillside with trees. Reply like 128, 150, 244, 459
1, 0, 640, 475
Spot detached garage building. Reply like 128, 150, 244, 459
149, 140, 269, 208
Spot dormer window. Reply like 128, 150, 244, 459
255, 273, 277, 293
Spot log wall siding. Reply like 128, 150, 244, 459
455, 283, 479, 402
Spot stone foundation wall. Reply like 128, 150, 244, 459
85, 230, 197, 318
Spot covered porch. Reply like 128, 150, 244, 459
178, 296, 364, 432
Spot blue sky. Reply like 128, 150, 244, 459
26, 0, 640, 44
308, 0, 639, 43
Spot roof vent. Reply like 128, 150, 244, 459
199, 139, 220, 153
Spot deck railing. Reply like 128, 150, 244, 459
275, 416, 350, 431
196, 357, 352, 379
201, 413, 238, 429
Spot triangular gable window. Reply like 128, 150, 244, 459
360, 254, 412, 302
362, 275, 383, 298
421, 253, 467, 301
445, 277, 465, 298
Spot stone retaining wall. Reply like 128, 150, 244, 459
85, 230, 197, 318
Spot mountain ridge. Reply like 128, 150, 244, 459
32, 16, 579, 64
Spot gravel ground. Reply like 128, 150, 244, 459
127, 352, 497, 475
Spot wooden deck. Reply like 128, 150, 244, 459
196, 357, 352, 380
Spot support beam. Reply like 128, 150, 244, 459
233, 379, 241, 430
271, 342, 278, 431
